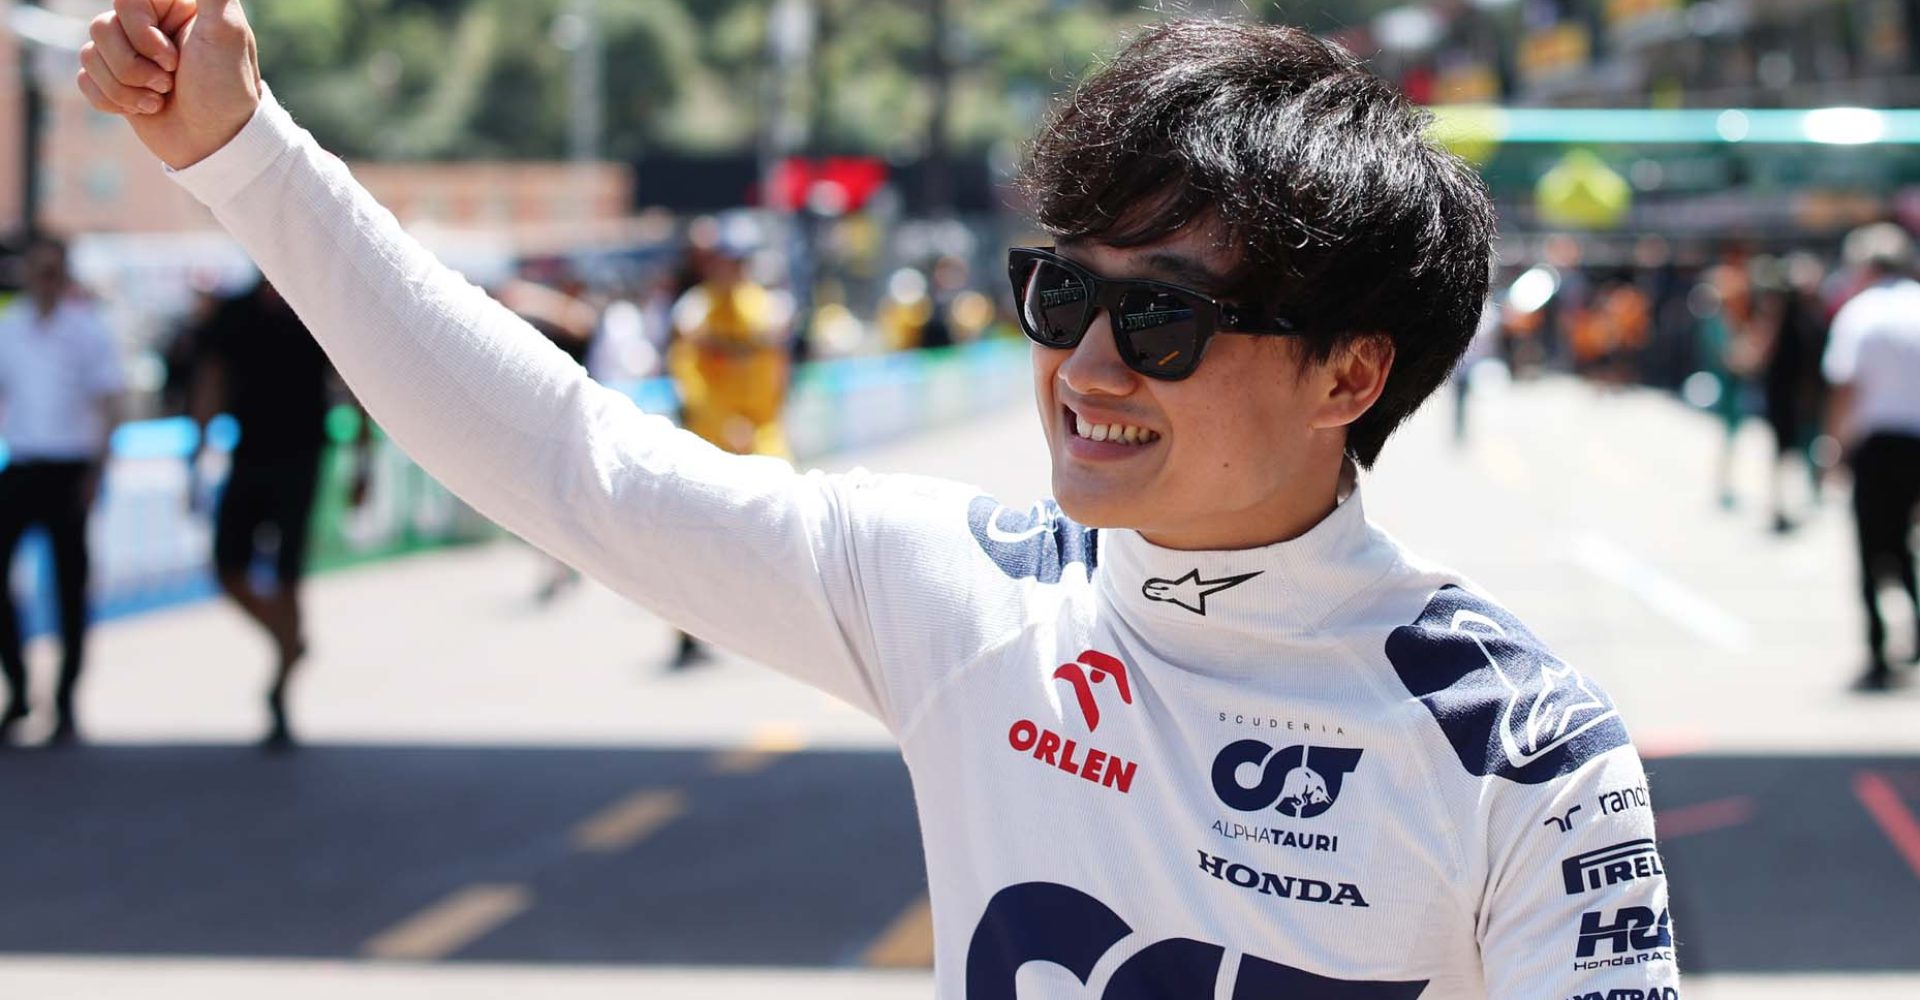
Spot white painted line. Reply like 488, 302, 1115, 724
362, 884, 531, 961
1567, 534, 1757, 652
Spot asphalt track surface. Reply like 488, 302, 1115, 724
2, 376, 1918, 994
1, 743, 1916, 974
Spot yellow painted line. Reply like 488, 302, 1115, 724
362, 884, 531, 961
570, 789, 686, 853
710, 723, 807, 775
862, 894, 934, 969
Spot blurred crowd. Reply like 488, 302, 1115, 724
1472, 222, 1920, 690
4, 210, 1919, 751
0, 211, 1020, 748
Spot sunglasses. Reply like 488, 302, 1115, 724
1007, 246, 1304, 380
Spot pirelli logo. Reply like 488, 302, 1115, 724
1562, 838, 1663, 895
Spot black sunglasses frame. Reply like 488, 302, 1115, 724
1006, 246, 1304, 381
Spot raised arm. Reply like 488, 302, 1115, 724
77, 0, 904, 721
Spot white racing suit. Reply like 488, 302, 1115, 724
169, 93, 1681, 1000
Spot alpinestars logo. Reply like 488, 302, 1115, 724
1450, 608, 1615, 767
1566, 991, 1678, 1000
1386, 586, 1629, 784
1142, 569, 1261, 615
1052, 650, 1132, 731
1212, 741, 1363, 819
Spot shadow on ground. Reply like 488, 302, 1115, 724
0, 746, 1914, 972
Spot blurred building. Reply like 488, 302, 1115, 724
1, 0, 630, 241
1341, 0, 1920, 247
1357, 0, 1920, 109
0, 0, 22, 237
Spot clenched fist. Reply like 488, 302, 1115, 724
76, 0, 262, 170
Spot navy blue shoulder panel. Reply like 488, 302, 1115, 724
1384, 585, 1628, 785
967, 496, 1098, 584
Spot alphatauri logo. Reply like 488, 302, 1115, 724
1211, 741, 1363, 819
1142, 569, 1261, 615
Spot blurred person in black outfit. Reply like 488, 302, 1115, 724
1823, 225, 1920, 692
1752, 253, 1830, 534
189, 277, 371, 748
0, 236, 125, 745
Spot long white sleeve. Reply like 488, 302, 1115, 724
167, 94, 942, 723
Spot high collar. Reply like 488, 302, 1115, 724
1096, 484, 1397, 646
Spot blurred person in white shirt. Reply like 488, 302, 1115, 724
1824, 223, 1920, 691
0, 236, 127, 745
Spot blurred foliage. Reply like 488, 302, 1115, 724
248, 0, 1250, 162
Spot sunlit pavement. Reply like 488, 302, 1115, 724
3, 375, 1917, 997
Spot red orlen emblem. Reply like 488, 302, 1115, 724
1053, 650, 1133, 732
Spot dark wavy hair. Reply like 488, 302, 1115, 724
1016, 19, 1495, 467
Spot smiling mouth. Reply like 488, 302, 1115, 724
1063, 404, 1160, 446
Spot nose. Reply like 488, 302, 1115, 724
1057, 309, 1138, 399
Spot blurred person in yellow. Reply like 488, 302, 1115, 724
668, 229, 794, 462
877, 266, 934, 351
664, 228, 793, 668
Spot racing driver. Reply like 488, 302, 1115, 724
79, 2, 1679, 996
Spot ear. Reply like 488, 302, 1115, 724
1309, 334, 1394, 430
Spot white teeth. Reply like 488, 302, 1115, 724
1069, 411, 1159, 446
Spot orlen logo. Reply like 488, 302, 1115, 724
1006, 650, 1140, 795
1053, 650, 1132, 731
1211, 741, 1363, 819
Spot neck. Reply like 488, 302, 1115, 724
1137, 451, 1347, 552
30, 290, 60, 317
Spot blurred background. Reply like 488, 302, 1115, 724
2, 0, 1920, 997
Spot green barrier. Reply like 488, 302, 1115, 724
304, 335, 1030, 574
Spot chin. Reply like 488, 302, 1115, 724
1049, 472, 1138, 530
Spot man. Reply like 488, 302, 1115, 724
668, 231, 794, 461
666, 229, 794, 668
0, 236, 125, 746
495, 273, 598, 605
1823, 223, 1920, 692
82, 5, 1678, 996
188, 277, 371, 748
